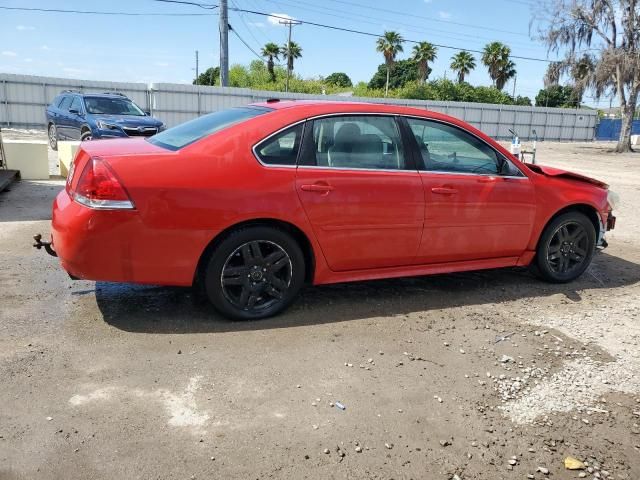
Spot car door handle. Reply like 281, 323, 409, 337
477, 176, 497, 183
431, 187, 458, 195
300, 183, 334, 193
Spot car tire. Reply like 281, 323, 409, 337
81, 130, 93, 141
204, 226, 305, 320
48, 123, 58, 151
535, 211, 596, 283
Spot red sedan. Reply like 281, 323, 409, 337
44, 100, 616, 319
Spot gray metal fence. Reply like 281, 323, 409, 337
1, 72, 598, 141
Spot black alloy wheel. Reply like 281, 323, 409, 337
204, 226, 305, 320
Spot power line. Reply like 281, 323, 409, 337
229, 8, 558, 63
229, 24, 267, 62
0, 5, 213, 16
150, 0, 218, 9
322, 0, 530, 37
258, 0, 543, 52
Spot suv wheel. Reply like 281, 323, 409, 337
81, 130, 93, 141
535, 211, 596, 283
48, 124, 58, 151
204, 226, 305, 320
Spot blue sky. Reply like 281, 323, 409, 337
0, 0, 608, 107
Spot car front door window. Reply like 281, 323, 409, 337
407, 118, 500, 175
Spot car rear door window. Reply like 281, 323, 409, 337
305, 115, 406, 170
407, 118, 499, 175
255, 124, 303, 166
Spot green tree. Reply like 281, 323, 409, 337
261, 42, 280, 82
193, 66, 220, 86
450, 51, 476, 83
481, 41, 515, 90
375, 30, 404, 97
324, 72, 352, 87
281, 41, 302, 72
368, 59, 419, 90
535, 85, 576, 107
412, 42, 437, 84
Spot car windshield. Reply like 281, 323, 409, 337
148, 106, 272, 151
84, 97, 145, 116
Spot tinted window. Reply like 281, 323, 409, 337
407, 118, 499, 174
307, 115, 406, 170
149, 106, 271, 151
255, 124, 303, 166
69, 96, 83, 113
84, 97, 144, 116
51, 95, 63, 108
58, 96, 72, 111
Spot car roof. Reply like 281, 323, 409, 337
59, 91, 130, 99
249, 99, 445, 121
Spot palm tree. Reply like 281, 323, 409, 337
569, 54, 595, 107
495, 60, 516, 91
481, 41, 512, 89
543, 61, 563, 88
412, 42, 437, 84
261, 42, 280, 82
281, 41, 302, 72
375, 31, 404, 96
450, 51, 476, 83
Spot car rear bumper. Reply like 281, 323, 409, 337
51, 190, 201, 286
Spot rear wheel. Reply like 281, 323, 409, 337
535, 211, 596, 283
204, 226, 305, 320
48, 123, 58, 150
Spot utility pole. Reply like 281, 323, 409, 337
194, 50, 199, 84
279, 19, 301, 92
219, 0, 229, 86
512, 74, 517, 99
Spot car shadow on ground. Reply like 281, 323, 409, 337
97, 251, 640, 334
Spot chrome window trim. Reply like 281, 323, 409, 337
252, 112, 527, 179
297, 165, 418, 173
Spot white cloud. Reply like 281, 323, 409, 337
1, 51, 18, 57
439, 11, 451, 19
41, 45, 50, 51
24, 58, 33, 63
423, 0, 432, 3
16, 25, 35, 31
267, 13, 294, 26
155, 61, 170, 67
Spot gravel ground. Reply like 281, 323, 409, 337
1, 139, 639, 479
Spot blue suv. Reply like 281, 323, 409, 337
46, 91, 165, 150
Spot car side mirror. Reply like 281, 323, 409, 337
69, 108, 81, 115
143, 111, 151, 116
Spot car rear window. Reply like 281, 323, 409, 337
148, 106, 272, 151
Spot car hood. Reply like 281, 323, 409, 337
526, 164, 608, 189
92, 114, 163, 127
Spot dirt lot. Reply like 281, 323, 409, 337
1, 140, 639, 480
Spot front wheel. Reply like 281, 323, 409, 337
81, 130, 93, 142
535, 211, 596, 283
204, 226, 305, 320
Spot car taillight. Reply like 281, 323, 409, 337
72, 157, 134, 210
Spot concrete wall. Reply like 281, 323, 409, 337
1, 72, 598, 141
3, 140, 49, 180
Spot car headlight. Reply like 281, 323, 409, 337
607, 190, 620, 210
96, 120, 119, 130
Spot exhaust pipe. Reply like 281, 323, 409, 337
33, 234, 57, 257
